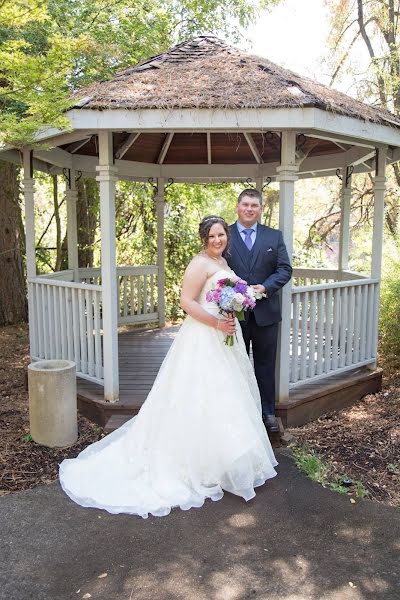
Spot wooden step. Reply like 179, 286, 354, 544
104, 413, 133, 433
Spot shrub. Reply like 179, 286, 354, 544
379, 260, 400, 365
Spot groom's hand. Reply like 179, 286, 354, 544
252, 284, 267, 296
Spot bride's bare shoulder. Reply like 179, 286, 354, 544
190, 253, 209, 266
184, 254, 209, 277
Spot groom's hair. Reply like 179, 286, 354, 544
237, 188, 262, 205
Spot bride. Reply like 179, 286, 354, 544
59, 216, 278, 518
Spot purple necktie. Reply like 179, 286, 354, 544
243, 228, 254, 250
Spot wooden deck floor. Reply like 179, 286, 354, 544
77, 326, 382, 429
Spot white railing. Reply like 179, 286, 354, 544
29, 278, 104, 384
79, 265, 158, 325
293, 268, 369, 287
290, 278, 379, 387
38, 269, 75, 282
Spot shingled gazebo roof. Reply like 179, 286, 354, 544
73, 35, 400, 129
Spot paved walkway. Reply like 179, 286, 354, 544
1, 450, 399, 600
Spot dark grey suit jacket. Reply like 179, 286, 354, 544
226, 222, 292, 326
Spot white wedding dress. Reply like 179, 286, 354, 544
59, 269, 278, 518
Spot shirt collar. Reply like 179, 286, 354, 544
236, 220, 258, 234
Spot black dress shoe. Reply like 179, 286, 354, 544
263, 414, 279, 433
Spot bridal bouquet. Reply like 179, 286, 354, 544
206, 276, 256, 346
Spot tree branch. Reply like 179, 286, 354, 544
357, 0, 387, 105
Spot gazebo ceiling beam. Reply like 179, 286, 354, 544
61, 160, 377, 183
243, 132, 262, 164
303, 130, 375, 149
64, 107, 400, 147
115, 132, 141, 159
0, 148, 53, 174
32, 129, 93, 147
157, 132, 174, 164
34, 147, 72, 169
295, 138, 320, 166
68, 150, 380, 180
69, 137, 92, 154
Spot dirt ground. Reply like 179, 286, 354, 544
0, 323, 100, 494
1, 323, 399, 506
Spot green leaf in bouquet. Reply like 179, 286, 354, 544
236, 309, 244, 321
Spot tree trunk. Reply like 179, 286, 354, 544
0, 161, 28, 324
77, 177, 99, 268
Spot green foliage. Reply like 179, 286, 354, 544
22, 433, 33, 442
0, 0, 274, 145
291, 444, 369, 499
291, 445, 329, 483
113, 181, 241, 320
379, 258, 400, 364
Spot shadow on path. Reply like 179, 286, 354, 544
1, 450, 399, 600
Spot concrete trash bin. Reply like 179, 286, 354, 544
28, 360, 77, 448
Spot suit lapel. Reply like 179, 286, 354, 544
249, 224, 264, 270
230, 223, 249, 269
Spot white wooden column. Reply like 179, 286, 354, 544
22, 148, 36, 278
338, 168, 352, 274
23, 148, 37, 359
155, 178, 166, 327
370, 146, 387, 369
65, 169, 79, 280
96, 131, 119, 402
276, 131, 298, 404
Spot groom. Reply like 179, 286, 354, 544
226, 189, 292, 432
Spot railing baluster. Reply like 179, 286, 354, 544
59, 285, 66, 359
123, 275, 128, 317
353, 285, 362, 364
300, 292, 309, 381
332, 287, 340, 370
65, 287, 73, 361
360, 284, 368, 361
371, 282, 380, 360
291, 293, 300, 383
339, 287, 348, 368
53, 287, 62, 358
85, 289, 95, 377
29, 283, 38, 357
308, 291, 317, 378
137, 276, 142, 315
316, 289, 324, 375
324, 289, 333, 373
78, 288, 87, 374
130, 275, 135, 317
34, 283, 43, 358
366, 284, 375, 359
346, 286, 355, 366
93, 290, 102, 379
143, 274, 148, 314
150, 274, 155, 313
71, 287, 80, 371
47, 285, 55, 357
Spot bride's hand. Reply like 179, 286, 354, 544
216, 316, 236, 335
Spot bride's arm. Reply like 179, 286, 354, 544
180, 259, 235, 335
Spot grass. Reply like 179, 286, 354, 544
291, 444, 369, 500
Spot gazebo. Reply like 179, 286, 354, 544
3, 36, 400, 428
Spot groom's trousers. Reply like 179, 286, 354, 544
240, 312, 279, 417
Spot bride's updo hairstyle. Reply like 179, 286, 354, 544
199, 216, 231, 249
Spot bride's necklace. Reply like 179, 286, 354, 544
201, 251, 224, 265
